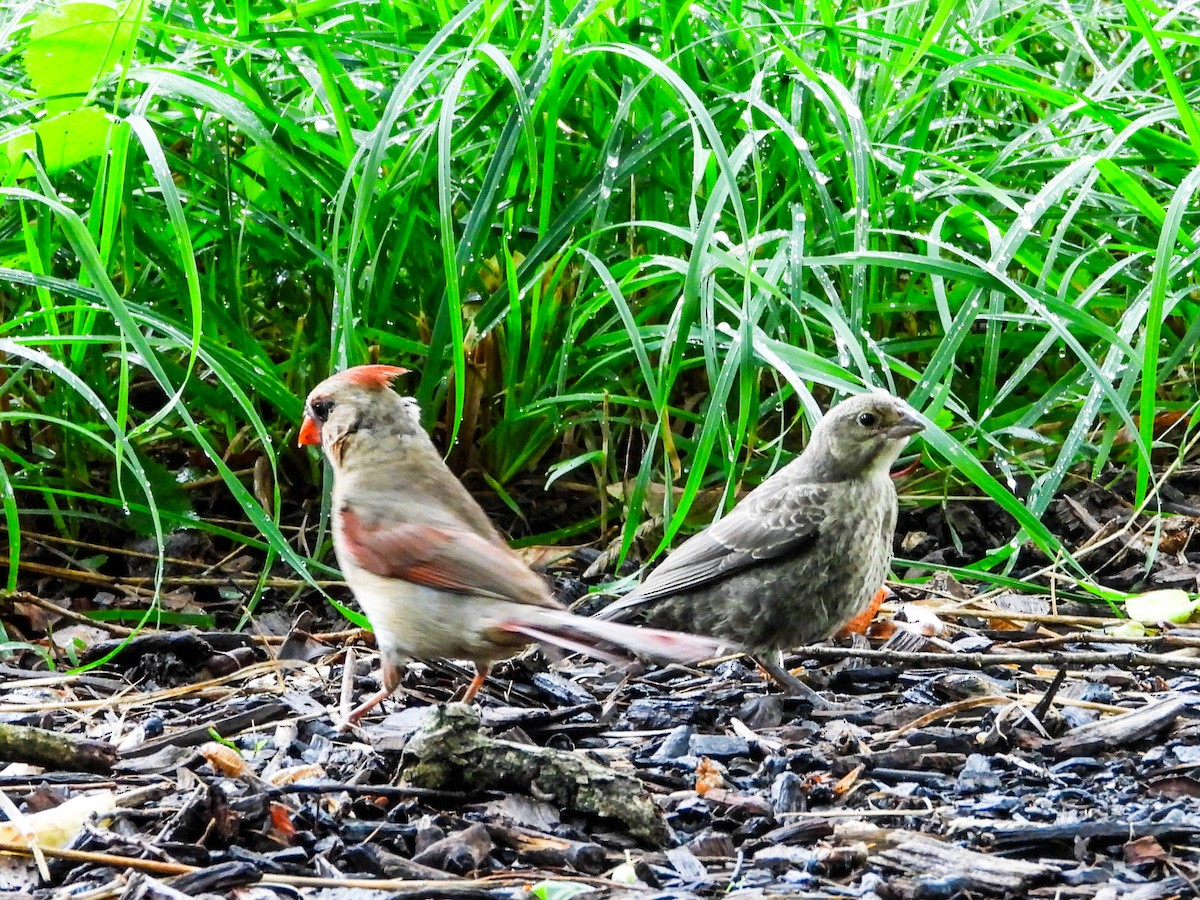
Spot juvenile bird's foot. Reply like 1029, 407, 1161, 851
754, 656, 835, 708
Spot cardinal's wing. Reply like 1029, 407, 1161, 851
338, 507, 560, 609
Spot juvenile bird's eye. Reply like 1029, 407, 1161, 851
310, 398, 334, 421
857, 412, 878, 428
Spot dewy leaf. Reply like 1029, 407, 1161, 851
26, 1, 136, 111
113, 454, 195, 538
5, 107, 114, 175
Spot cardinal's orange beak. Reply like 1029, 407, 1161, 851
298, 414, 322, 447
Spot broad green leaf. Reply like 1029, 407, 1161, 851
5, 107, 113, 176
1123, 590, 1200, 625
26, 1, 136, 111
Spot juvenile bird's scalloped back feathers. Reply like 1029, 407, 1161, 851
599, 391, 923, 680
298, 365, 722, 724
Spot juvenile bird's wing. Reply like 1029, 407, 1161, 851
599, 480, 835, 618
338, 507, 561, 610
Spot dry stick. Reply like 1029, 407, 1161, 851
0, 659, 289, 714
795, 645, 1200, 670
877, 689, 1156, 744
1003, 632, 1200, 650
0, 561, 152, 596
2, 591, 135, 637
893, 603, 1118, 627
1030, 667, 1068, 724
0, 841, 622, 893
22, 531, 218, 570
2, 591, 366, 650
0, 558, 343, 591
878, 695, 1031, 743
782, 807, 953, 819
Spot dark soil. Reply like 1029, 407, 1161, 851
3, 469, 1200, 898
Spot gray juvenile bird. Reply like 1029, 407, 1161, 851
598, 392, 923, 691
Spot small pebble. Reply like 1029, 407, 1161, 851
688, 733, 750, 759
956, 753, 1001, 793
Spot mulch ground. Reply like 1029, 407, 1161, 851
3, 473, 1200, 899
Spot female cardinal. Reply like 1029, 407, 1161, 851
299, 365, 722, 723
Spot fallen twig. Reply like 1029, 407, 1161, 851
0, 840, 630, 896
0, 722, 117, 774
0, 659, 292, 714
792, 645, 1200, 671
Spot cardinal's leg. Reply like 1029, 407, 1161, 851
341, 658, 401, 729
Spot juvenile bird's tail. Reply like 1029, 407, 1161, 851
497, 609, 724, 666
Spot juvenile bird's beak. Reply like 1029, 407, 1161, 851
298, 414, 322, 447
885, 411, 924, 440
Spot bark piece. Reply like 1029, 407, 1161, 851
400, 703, 670, 845
485, 821, 608, 874
80, 631, 259, 666
167, 861, 261, 895
872, 831, 1057, 896
341, 842, 464, 881
119, 872, 194, 900
410, 822, 492, 874
1050, 695, 1191, 757
948, 816, 1200, 845
0, 722, 117, 774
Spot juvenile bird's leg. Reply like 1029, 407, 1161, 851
461, 663, 490, 703
755, 653, 833, 708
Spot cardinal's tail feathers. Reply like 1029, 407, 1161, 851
499, 610, 725, 664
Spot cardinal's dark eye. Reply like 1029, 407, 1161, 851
857, 412, 878, 428
309, 398, 334, 422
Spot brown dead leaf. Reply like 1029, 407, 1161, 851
161, 588, 205, 615
833, 764, 864, 797
1148, 775, 1200, 799
864, 619, 897, 641
50, 623, 111, 651
1123, 834, 1168, 866
605, 480, 731, 525
695, 757, 726, 797
1159, 525, 1194, 556
837, 587, 887, 637
513, 545, 582, 571
268, 802, 297, 845
926, 571, 971, 601
10, 599, 55, 635
1114, 410, 1190, 446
